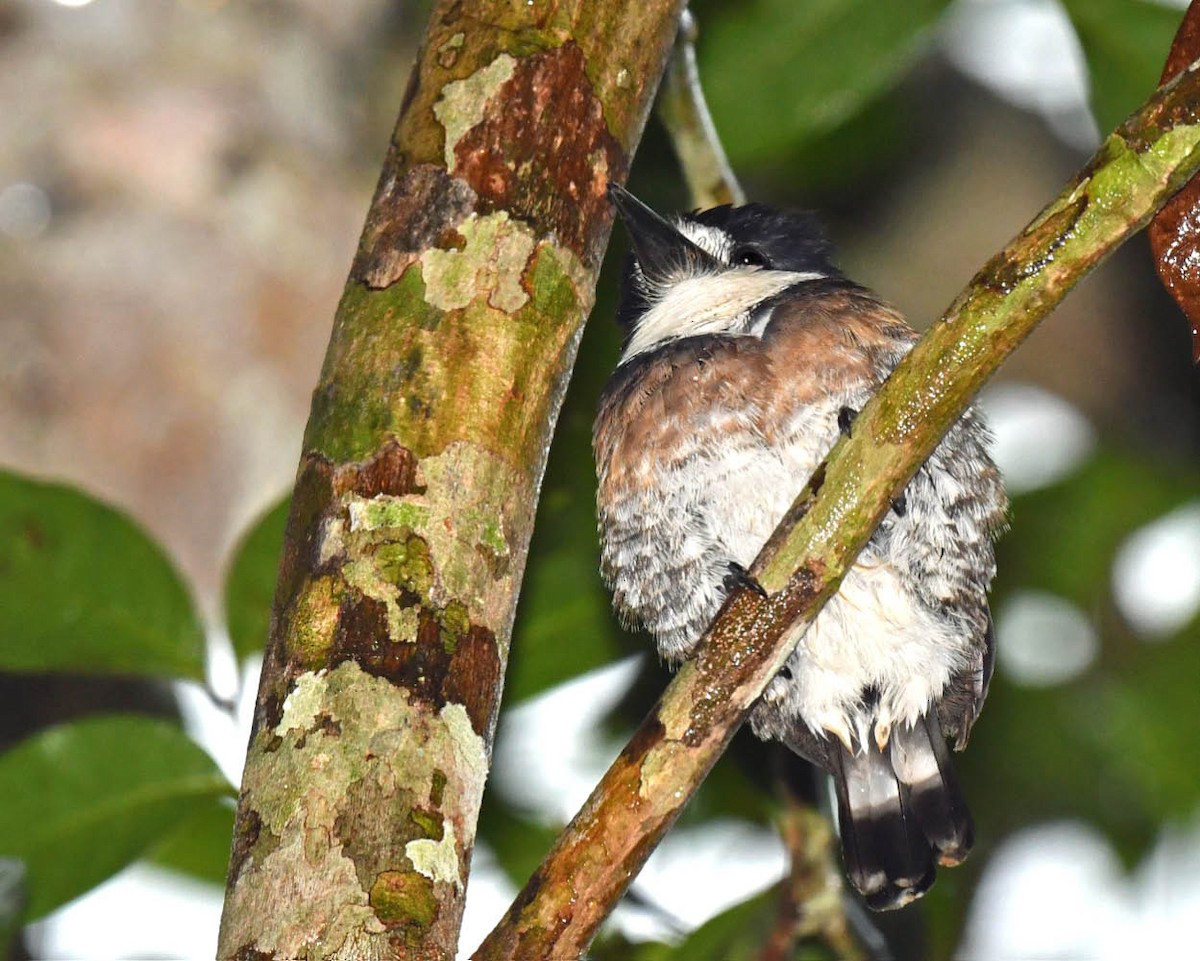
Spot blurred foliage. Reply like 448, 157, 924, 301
0, 472, 205, 680
1, 0, 1197, 959
476, 801, 564, 891
1001, 449, 1200, 611
1063, 0, 1183, 135
150, 797, 238, 889
597, 888, 782, 961
224, 496, 290, 664
0, 716, 232, 920
694, 0, 953, 166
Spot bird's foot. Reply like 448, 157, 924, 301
838, 406, 858, 437
724, 561, 767, 598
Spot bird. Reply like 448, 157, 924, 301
593, 182, 1008, 910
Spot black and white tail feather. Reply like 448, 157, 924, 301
814, 713, 971, 910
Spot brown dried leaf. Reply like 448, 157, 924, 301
1147, 1, 1200, 363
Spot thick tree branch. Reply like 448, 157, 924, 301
216, 2, 687, 958
476, 62, 1200, 960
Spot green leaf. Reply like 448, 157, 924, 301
0, 471, 205, 679
1062, 0, 1182, 135
224, 496, 289, 662
615, 888, 780, 961
507, 301, 634, 704
0, 715, 233, 918
696, 0, 952, 165
149, 796, 236, 888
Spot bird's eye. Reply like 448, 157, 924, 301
733, 246, 769, 268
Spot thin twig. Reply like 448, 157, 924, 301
759, 759, 872, 961
474, 62, 1200, 961
657, 10, 745, 208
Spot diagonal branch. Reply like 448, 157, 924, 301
661, 15, 867, 955
475, 62, 1200, 961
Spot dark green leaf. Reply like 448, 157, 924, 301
0, 471, 205, 679
0, 715, 233, 918
999, 449, 1200, 618
619, 887, 779, 961
508, 289, 634, 704
507, 483, 630, 704
697, 0, 952, 165
224, 496, 289, 662
475, 800, 561, 889
149, 796, 236, 888
1062, 0, 1182, 135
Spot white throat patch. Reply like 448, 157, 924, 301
621, 268, 823, 363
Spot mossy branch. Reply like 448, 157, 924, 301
475, 62, 1200, 960
661, 19, 865, 955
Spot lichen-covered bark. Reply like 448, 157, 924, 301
476, 59, 1200, 961
217, 2, 687, 958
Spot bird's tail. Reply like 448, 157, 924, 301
825, 713, 973, 910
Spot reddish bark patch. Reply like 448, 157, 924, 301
257, 443, 425, 732
1149, 6, 1200, 363
337, 593, 393, 665
330, 438, 425, 500
226, 807, 263, 887
332, 596, 501, 739
442, 624, 503, 736
453, 42, 624, 268
353, 163, 478, 289
619, 717, 665, 764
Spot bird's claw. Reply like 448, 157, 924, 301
838, 406, 858, 437
724, 562, 768, 598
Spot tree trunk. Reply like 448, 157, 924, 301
216, 2, 687, 958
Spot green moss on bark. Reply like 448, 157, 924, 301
370, 871, 438, 929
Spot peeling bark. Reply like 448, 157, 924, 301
217, 2, 688, 958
